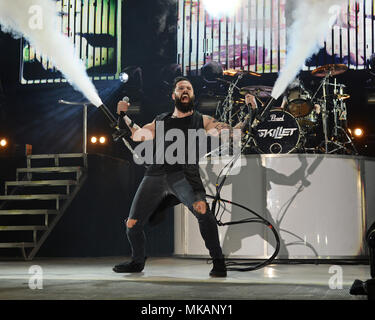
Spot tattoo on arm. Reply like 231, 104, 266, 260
214, 122, 232, 132
205, 115, 235, 137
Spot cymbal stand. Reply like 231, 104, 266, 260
321, 73, 330, 154
218, 73, 243, 126
333, 79, 339, 137
311, 72, 331, 154
327, 127, 358, 154
328, 85, 358, 155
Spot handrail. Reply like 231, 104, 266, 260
58, 100, 91, 167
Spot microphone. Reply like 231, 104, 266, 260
120, 96, 130, 118
118, 96, 130, 131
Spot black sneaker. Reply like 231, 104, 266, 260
209, 258, 227, 277
113, 259, 145, 273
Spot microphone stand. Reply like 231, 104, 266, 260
59, 100, 141, 161
58, 100, 90, 166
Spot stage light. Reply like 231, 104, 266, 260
90, 136, 107, 145
202, 0, 241, 18
119, 72, 129, 83
354, 128, 364, 137
119, 66, 143, 88
0, 138, 7, 147
201, 61, 224, 82
160, 64, 182, 86
99, 136, 106, 144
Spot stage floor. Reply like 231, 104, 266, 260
0, 257, 370, 300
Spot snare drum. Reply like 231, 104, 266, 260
286, 88, 313, 118
254, 109, 301, 154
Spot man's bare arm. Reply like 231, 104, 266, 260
117, 101, 155, 141
203, 115, 250, 137
203, 115, 233, 137
127, 119, 155, 142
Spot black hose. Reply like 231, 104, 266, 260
206, 194, 280, 271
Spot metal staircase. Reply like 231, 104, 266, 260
0, 153, 87, 260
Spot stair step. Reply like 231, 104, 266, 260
0, 242, 35, 248
0, 209, 58, 215
0, 157, 87, 259
27, 153, 85, 160
0, 226, 47, 231
17, 166, 82, 173
6, 180, 77, 187
0, 194, 68, 201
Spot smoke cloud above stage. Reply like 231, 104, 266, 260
272, 0, 346, 99
0, 0, 103, 107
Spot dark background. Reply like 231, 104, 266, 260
0, 0, 374, 258
0, 0, 180, 258
1, 0, 375, 158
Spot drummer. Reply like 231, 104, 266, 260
279, 78, 321, 115
243, 78, 322, 126
280, 96, 321, 115
244, 90, 321, 115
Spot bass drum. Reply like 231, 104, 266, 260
254, 109, 301, 154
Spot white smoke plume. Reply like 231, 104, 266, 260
0, 0, 103, 107
271, 0, 347, 99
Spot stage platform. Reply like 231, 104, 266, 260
0, 257, 370, 300
176, 154, 375, 259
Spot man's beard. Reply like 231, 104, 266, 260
175, 95, 195, 113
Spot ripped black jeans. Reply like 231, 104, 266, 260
126, 171, 223, 263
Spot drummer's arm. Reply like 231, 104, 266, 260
314, 104, 321, 114
245, 93, 258, 110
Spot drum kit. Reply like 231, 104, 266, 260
213, 64, 358, 155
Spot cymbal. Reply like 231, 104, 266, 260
311, 64, 348, 77
233, 98, 245, 105
239, 85, 273, 98
336, 94, 350, 100
223, 69, 262, 77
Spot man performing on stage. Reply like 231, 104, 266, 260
113, 76, 252, 277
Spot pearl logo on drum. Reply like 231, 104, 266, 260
269, 114, 285, 122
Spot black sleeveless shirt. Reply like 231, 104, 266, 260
145, 111, 205, 176
144, 110, 207, 199
144, 111, 208, 225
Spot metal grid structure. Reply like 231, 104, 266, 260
177, 0, 375, 75
177, 0, 287, 75
20, 0, 122, 84
306, 0, 375, 70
